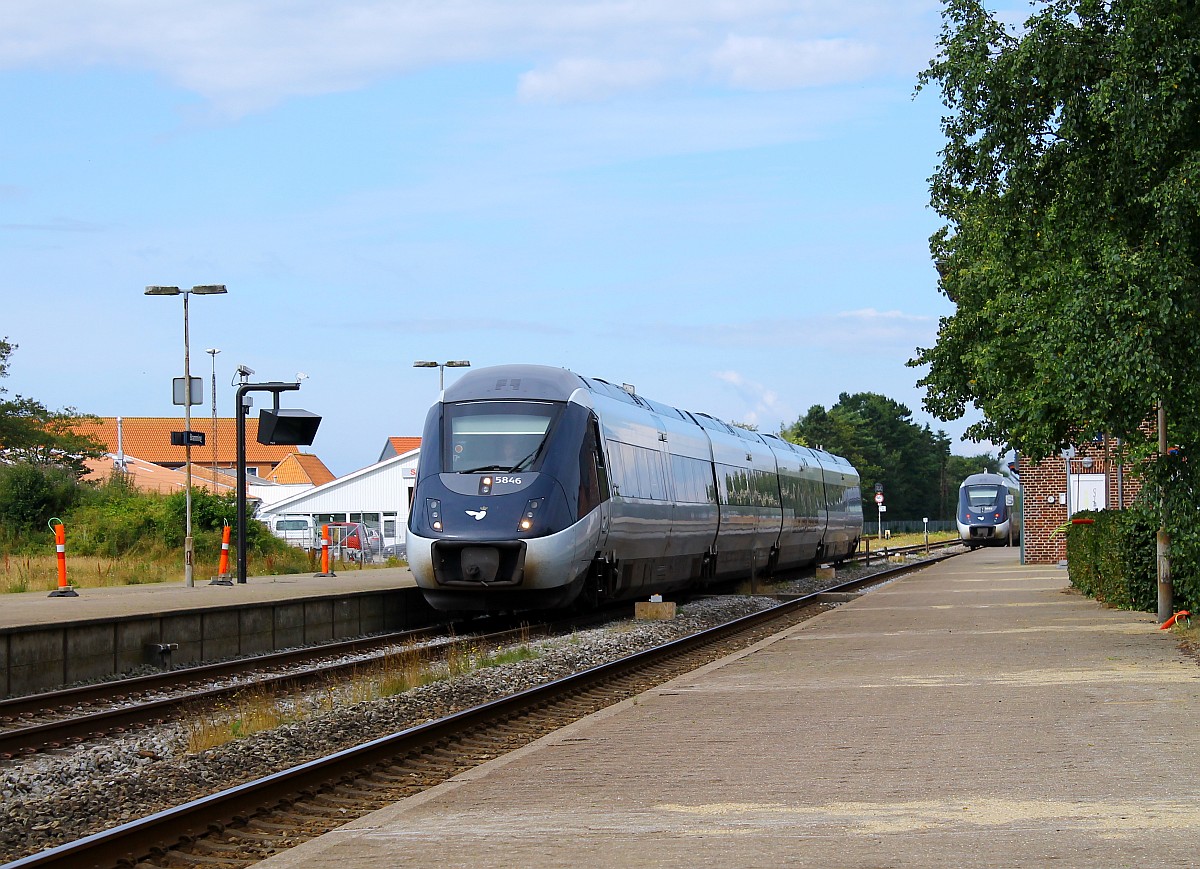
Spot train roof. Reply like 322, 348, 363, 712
441, 364, 855, 469
960, 471, 1016, 488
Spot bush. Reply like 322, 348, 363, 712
0, 462, 81, 537
1067, 503, 1171, 613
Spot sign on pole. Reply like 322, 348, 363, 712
874, 492, 885, 505
172, 377, 204, 406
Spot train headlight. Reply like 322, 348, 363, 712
518, 498, 543, 531
479, 476, 493, 496
427, 498, 443, 532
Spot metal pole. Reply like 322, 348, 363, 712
1157, 402, 1172, 622
235, 381, 301, 585
236, 384, 248, 584
208, 348, 220, 489
183, 293, 194, 588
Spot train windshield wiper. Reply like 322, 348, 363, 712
510, 440, 547, 472
459, 465, 509, 474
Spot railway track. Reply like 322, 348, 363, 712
0, 541, 957, 759
0, 611, 618, 758
6, 549, 959, 869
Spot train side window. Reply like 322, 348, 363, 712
577, 419, 604, 518
605, 439, 626, 496
619, 442, 646, 498
646, 450, 667, 500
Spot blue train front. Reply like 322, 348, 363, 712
406, 366, 608, 611
956, 471, 1021, 547
407, 364, 863, 613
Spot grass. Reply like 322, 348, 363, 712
183, 635, 539, 753
860, 531, 960, 550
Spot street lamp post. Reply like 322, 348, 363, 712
146, 284, 228, 587
207, 348, 221, 489
413, 360, 471, 391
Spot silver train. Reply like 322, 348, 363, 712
957, 472, 1021, 547
406, 364, 863, 612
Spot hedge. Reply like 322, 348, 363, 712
1065, 504, 1191, 613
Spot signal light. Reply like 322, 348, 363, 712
518, 498, 543, 531
427, 498, 442, 532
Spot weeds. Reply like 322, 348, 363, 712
183, 638, 542, 753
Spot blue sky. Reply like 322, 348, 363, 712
1, 1, 1023, 477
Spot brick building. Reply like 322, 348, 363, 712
1019, 437, 1144, 563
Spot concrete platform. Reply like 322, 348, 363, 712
0, 568, 417, 632
0, 568, 425, 697
259, 547, 1200, 869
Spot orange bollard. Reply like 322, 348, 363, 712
218, 523, 232, 577
210, 521, 234, 586
315, 523, 336, 577
1160, 610, 1191, 630
48, 518, 78, 597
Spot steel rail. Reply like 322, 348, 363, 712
0, 611, 622, 756
0, 615, 515, 718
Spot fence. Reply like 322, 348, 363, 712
868, 519, 955, 536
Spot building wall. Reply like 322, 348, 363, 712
1020, 439, 1144, 563
258, 450, 420, 546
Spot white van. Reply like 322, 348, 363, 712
269, 516, 318, 549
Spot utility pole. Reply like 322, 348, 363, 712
1157, 402, 1173, 623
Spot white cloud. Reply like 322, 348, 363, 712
711, 36, 879, 89
0, 0, 941, 113
669, 309, 937, 351
518, 58, 668, 103
713, 369, 788, 427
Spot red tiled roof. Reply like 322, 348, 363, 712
72, 417, 299, 466
82, 455, 240, 495
266, 453, 336, 486
387, 436, 422, 456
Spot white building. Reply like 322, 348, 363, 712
257, 445, 421, 549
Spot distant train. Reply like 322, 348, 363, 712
406, 364, 863, 612
957, 472, 1021, 547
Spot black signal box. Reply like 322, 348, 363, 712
257, 409, 321, 446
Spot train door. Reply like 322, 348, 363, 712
581, 415, 611, 552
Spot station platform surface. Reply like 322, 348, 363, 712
0, 567, 417, 631
259, 547, 1200, 869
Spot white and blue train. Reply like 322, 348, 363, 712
956, 471, 1021, 547
406, 364, 863, 612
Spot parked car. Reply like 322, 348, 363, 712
382, 542, 407, 560
267, 516, 318, 549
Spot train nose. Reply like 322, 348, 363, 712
431, 540, 527, 587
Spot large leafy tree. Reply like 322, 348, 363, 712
912, 0, 1200, 462
0, 338, 104, 478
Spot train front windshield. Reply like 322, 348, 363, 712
959, 484, 1006, 516
442, 401, 563, 473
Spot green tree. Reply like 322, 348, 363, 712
783, 393, 954, 520
0, 338, 104, 477
0, 462, 79, 533
912, 0, 1200, 462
